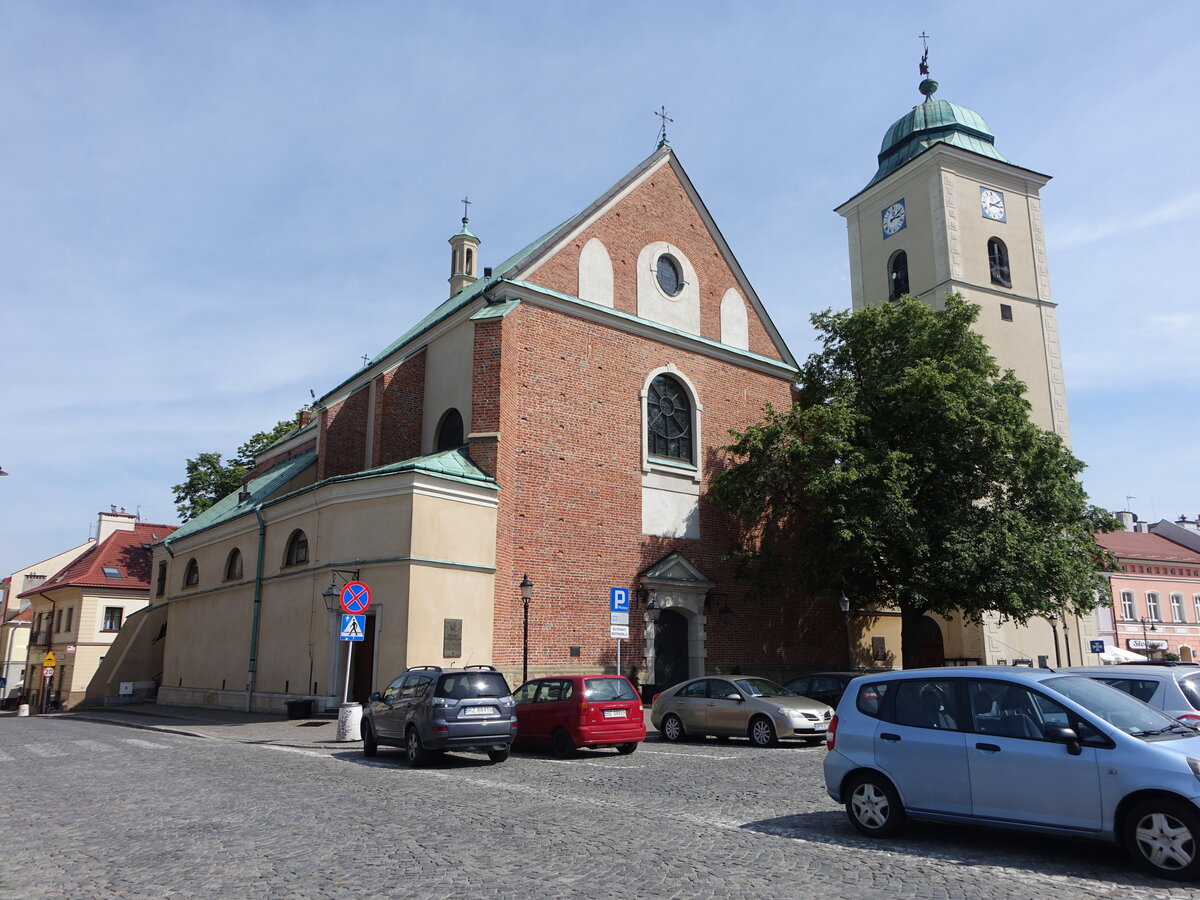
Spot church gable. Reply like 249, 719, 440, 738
515, 151, 792, 366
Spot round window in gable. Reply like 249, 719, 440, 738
655, 254, 683, 297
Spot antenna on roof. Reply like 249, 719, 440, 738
654, 105, 673, 150
1126, 495, 1137, 511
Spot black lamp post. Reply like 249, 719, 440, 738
838, 593, 852, 667
1140, 617, 1158, 659
520, 574, 533, 683
1046, 613, 1062, 667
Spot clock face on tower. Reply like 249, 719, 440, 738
980, 187, 1006, 222
881, 200, 906, 238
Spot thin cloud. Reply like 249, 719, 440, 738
1053, 192, 1200, 249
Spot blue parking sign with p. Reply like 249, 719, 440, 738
610, 587, 629, 613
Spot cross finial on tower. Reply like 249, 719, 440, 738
918, 32, 931, 76
654, 105, 673, 149
460, 196, 472, 223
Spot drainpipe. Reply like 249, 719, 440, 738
247, 505, 266, 713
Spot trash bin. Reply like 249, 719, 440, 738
286, 699, 313, 719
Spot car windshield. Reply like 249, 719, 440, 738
1045, 675, 1192, 736
734, 678, 794, 698
584, 678, 638, 701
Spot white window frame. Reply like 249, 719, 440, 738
1146, 592, 1162, 622
1120, 591, 1135, 621
1171, 593, 1186, 623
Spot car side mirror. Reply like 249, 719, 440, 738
1044, 724, 1082, 755
368, 692, 382, 703
724, 692, 743, 701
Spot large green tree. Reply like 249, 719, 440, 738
711, 295, 1118, 668
172, 418, 299, 522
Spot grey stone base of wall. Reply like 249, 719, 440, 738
158, 686, 338, 715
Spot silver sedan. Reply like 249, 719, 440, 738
651, 676, 833, 746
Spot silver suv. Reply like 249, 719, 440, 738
362, 665, 516, 766
824, 667, 1200, 880
1062, 665, 1200, 726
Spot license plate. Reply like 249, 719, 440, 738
461, 706, 496, 717
603, 709, 627, 719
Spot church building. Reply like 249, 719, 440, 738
152, 142, 841, 713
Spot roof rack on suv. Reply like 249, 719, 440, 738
464, 665, 497, 671
407, 665, 443, 672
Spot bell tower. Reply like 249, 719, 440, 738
448, 197, 480, 298
835, 69, 1070, 444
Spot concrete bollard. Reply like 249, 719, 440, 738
16, 704, 29, 717
336, 702, 362, 742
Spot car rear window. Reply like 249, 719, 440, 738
584, 678, 638, 701
856, 682, 890, 718
1180, 674, 1200, 711
436, 672, 510, 699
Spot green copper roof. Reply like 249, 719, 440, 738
165, 448, 318, 542
366, 446, 495, 485
452, 218, 478, 241
867, 93, 1007, 188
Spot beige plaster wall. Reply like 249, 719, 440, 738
422, 321, 475, 454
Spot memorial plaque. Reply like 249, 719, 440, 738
443, 618, 463, 658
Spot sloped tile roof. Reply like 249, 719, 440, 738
1095, 532, 1200, 565
21, 522, 177, 597
2, 606, 32, 625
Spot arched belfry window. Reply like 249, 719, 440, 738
284, 530, 308, 567
183, 558, 200, 588
888, 250, 909, 301
988, 238, 1011, 288
224, 548, 243, 581
435, 408, 464, 452
647, 374, 693, 462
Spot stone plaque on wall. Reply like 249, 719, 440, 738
443, 618, 462, 658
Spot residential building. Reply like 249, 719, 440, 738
20, 512, 176, 711
1095, 517, 1200, 662
1, 537, 97, 702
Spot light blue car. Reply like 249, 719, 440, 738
823, 666, 1200, 880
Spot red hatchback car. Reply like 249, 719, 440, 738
513, 675, 646, 756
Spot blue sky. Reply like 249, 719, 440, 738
1, 2, 1196, 578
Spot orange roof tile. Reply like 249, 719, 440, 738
1095, 531, 1200, 565
19, 522, 177, 597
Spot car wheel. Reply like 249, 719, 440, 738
1124, 798, 1200, 880
361, 720, 378, 758
551, 727, 577, 758
487, 746, 510, 763
660, 714, 685, 743
845, 772, 907, 837
616, 742, 638, 755
748, 716, 777, 748
405, 726, 430, 768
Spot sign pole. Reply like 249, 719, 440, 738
343, 642, 353, 705
616, 638, 622, 678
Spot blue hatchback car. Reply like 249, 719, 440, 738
824, 666, 1200, 880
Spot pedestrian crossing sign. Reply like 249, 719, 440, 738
340, 614, 365, 641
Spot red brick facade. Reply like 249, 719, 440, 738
373, 350, 425, 467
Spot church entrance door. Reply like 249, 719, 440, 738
654, 609, 689, 689
915, 615, 945, 668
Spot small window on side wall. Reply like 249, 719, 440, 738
1000, 303, 1013, 322
988, 238, 1011, 288
435, 408, 464, 452
888, 250, 909, 301
225, 548, 243, 581
284, 530, 308, 567
183, 559, 199, 588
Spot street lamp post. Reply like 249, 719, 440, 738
1046, 613, 1062, 667
838, 593, 852, 668
1139, 617, 1158, 660
520, 574, 533, 684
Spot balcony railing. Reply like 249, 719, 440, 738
27, 631, 50, 646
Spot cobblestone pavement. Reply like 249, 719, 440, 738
3, 713, 1198, 899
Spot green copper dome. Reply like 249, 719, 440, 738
867, 86, 1007, 188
